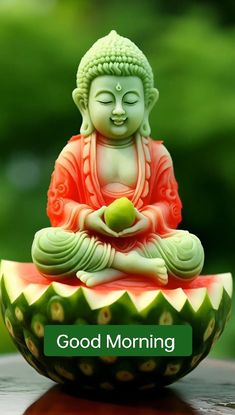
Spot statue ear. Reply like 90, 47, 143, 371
147, 88, 159, 112
139, 88, 159, 137
72, 88, 94, 136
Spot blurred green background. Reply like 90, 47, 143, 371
0, 0, 234, 358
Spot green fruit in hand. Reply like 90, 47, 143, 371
104, 197, 136, 232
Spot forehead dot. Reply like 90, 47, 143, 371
115, 83, 122, 91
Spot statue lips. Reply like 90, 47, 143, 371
111, 117, 127, 126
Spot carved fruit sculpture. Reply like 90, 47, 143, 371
104, 197, 136, 232
0, 260, 232, 391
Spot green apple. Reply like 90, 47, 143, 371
104, 197, 136, 232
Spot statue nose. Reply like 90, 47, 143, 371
112, 102, 125, 116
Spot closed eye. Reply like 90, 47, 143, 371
124, 100, 138, 105
97, 100, 113, 104
123, 91, 139, 105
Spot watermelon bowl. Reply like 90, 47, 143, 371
0, 260, 232, 392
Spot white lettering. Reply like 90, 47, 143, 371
56, 333, 175, 353
106, 334, 121, 348
80, 337, 90, 348
57, 334, 69, 348
91, 335, 101, 349
56, 334, 101, 349
165, 337, 175, 352
122, 337, 132, 348
70, 337, 79, 348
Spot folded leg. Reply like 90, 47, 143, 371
32, 227, 115, 278
136, 230, 204, 280
32, 227, 168, 285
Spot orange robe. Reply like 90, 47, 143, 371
47, 133, 182, 252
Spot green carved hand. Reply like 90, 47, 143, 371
118, 209, 149, 237
85, 206, 119, 237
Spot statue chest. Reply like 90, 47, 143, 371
96, 144, 138, 189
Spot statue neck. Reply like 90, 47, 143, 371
97, 133, 135, 149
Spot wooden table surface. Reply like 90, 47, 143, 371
0, 354, 234, 415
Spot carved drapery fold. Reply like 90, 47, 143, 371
47, 133, 182, 242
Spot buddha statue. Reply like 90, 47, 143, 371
32, 30, 204, 287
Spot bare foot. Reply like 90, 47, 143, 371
76, 269, 125, 287
148, 258, 168, 285
125, 252, 168, 285
76, 270, 94, 286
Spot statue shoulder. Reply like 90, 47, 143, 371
56, 134, 83, 170
68, 134, 83, 144
148, 138, 172, 162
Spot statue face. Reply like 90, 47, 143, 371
88, 76, 145, 139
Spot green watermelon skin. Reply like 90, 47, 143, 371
0, 261, 232, 391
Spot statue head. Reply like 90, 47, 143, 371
73, 30, 159, 137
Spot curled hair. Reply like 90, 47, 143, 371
76, 30, 154, 106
